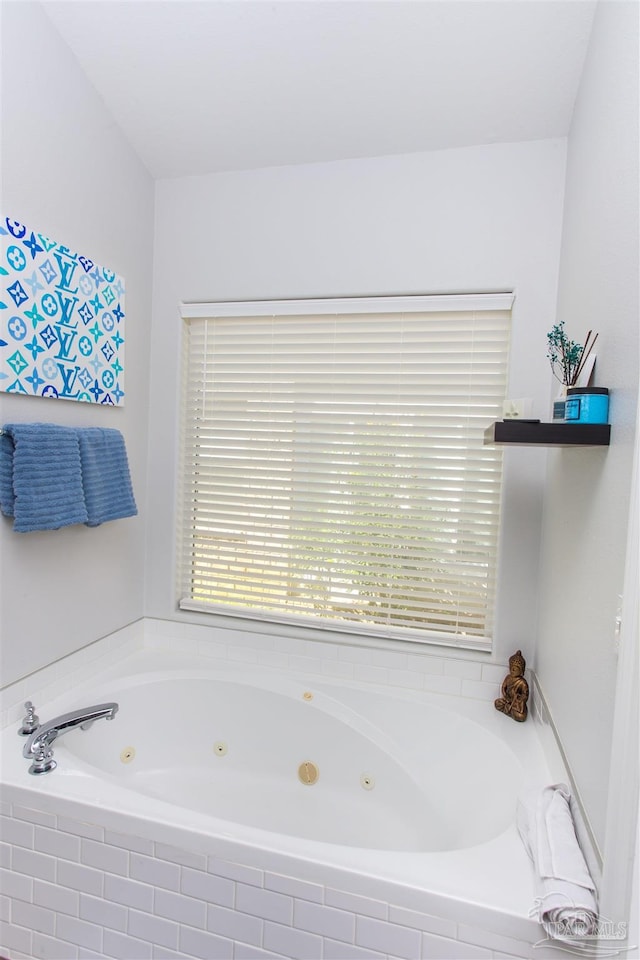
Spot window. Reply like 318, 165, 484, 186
178, 294, 512, 649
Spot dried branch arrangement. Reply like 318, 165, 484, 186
547, 322, 598, 386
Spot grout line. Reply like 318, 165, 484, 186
530, 670, 603, 877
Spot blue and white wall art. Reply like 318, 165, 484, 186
0, 216, 126, 405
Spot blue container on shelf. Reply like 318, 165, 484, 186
565, 387, 609, 424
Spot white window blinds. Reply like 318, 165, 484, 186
178, 294, 512, 648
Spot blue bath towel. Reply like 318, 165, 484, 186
0, 423, 89, 532
77, 427, 137, 526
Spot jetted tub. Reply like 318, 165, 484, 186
0, 648, 553, 922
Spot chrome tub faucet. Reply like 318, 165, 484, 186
22, 702, 119, 775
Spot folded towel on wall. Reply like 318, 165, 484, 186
76, 427, 137, 526
517, 783, 598, 949
0, 423, 89, 532
0, 423, 137, 532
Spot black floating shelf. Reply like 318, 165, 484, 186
484, 421, 611, 447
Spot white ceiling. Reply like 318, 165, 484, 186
42, 0, 597, 180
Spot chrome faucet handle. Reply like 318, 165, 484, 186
22, 702, 119, 773
18, 701, 40, 737
28, 742, 56, 776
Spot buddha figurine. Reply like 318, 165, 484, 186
495, 649, 529, 722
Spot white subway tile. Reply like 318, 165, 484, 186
273, 636, 314, 657
227, 646, 260, 665
11, 845, 56, 882
0, 815, 33, 848
178, 924, 233, 959
131, 853, 180, 891
264, 872, 323, 903
0, 866, 32, 903
232, 946, 285, 960
34, 879, 79, 917
12, 806, 55, 830
207, 902, 262, 945
323, 939, 386, 960
152, 947, 194, 960
422, 674, 462, 696
145, 618, 186, 640
12, 900, 55, 936
80, 893, 127, 932
155, 842, 207, 871
257, 651, 289, 670
0, 841, 10, 868
128, 910, 179, 951
35, 681, 68, 711
338, 647, 373, 665
32, 931, 80, 959
321, 660, 355, 680
388, 905, 456, 939
406, 654, 445, 676
388, 668, 424, 691
422, 931, 492, 958
294, 899, 355, 942
57, 859, 104, 897
81, 837, 128, 875
461, 679, 499, 701
353, 664, 389, 685
103, 929, 153, 959
372, 649, 409, 671
154, 888, 206, 929
481, 663, 509, 685
457, 925, 534, 958
444, 659, 482, 680
181, 866, 234, 906
160, 636, 200, 656
356, 915, 422, 960
104, 874, 154, 913
35, 825, 81, 862
106, 830, 154, 855
288, 654, 324, 674
196, 638, 228, 659
0, 920, 32, 954
56, 913, 103, 953
325, 888, 388, 921
57, 817, 104, 842
208, 856, 263, 887
236, 883, 293, 925
0, 894, 9, 923
264, 920, 322, 959
316, 638, 342, 659
232, 631, 275, 651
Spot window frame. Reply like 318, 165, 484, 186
178, 292, 514, 652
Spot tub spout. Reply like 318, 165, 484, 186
23, 703, 119, 775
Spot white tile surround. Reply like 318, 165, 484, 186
1, 619, 571, 960
0, 791, 554, 960
0, 618, 511, 733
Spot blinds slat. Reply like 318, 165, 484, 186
178, 300, 510, 645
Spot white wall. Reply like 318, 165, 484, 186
0, 2, 154, 685
147, 138, 567, 667
536, 0, 639, 853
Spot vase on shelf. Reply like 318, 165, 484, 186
552, 385, 568, 422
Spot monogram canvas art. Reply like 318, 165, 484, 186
0, 216, 126, 405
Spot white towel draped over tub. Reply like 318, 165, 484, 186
517, 783, 598, 950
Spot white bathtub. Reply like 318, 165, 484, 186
26, 667, 525, 852
1, 646, 552, 927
